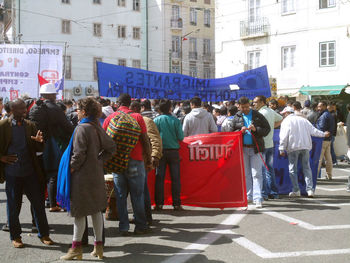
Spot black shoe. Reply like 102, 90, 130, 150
2, 224, 9, 232
120, 231, 131, 237
147, 220, 153, 226
129, 218, 136, 224
153, 205, 163, 211
134, 228, 152, 235
173, 205, 185, 211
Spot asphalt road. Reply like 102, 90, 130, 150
0, 164, 349, 263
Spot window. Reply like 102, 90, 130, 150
172, 65, 180, 74
204, 9, 211, 27
93, 57, 102, 80
133, 0, 140, 11
203, 62, 211, 78
62, 0, 70, 4
118, 25, 126, 38
93, 0, 101, 4
319, 0, 336, 9
204, 0, 211, 4
190, 8, 197, 25
133, 27, 140, 40
190, 0, 197, 2
118, 59, 127, 67
172, 5, 180, 20
247, 51, 260, 70
282, 0, 295, 14
189, 62, 197, 77
93, 23, 102, 37
249, 0, 261, 22
62, 20, 71, 34
132, 60, 141, 68
281, 46, 296, 69
172, 36, 180, 57
203, 39, 211, 55
63, 55, 71, 79
319, 41, 335, 67
117, 0, 125, 7
189, 38, 197, 60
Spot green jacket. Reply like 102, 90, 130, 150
154, 114, 184, 149
0, 118, 44, 183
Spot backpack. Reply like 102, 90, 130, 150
104, 111, 142, 174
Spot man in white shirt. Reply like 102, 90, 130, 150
253, 96, 283, 200
279, 106, 330, 198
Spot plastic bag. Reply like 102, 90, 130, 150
334, 125, 348, 156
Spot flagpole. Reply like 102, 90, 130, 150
63, 42, 67, 99
37, 40, 42, 98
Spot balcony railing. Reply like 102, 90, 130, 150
240, 17, 270, 39
171, 18, 183, 29
189, 51, 198, 60
202, 52, 213, 61
171, 51, 181, 59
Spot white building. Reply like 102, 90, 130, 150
2, 0, 145, 99
148, 0, 215, 78
216, 0, 350, 97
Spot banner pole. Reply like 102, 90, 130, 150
63, 42, 67, 99
37, 40, 42, 98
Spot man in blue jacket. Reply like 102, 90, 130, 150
316, 101, 335, 180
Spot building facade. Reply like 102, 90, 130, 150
216, 0, 350, 96
148, 0, 215, 78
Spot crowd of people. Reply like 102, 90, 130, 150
0, 86, 349, 260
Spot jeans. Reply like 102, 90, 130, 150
113, 158, 147, 232
5, 173, 49, 240
287, 149, 313, 192
47, 174, 57, 208
143, 169, 153, 223
262, 147, 279, 198
243, 147, 263, 203
155, 149, 181, 206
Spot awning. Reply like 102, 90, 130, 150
299, 85, 346, 96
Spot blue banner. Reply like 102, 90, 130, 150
97, 62, 271, 101
273, 130, 323, 195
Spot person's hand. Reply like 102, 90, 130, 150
324, 131, 330, 137
241, 126, 248, 133
248, 124, 256, 132
152, 156, 160, 168
31, 130, 43, 143
279, 151, 286, 157
337, 122, 344, 126
0, 155, 18, 164
70, 168, 75, 174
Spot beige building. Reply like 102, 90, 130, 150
148, 0, 215, 77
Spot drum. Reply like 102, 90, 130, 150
104, 174, 118, 221
104, 174, 115, 199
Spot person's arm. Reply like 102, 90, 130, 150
175, 118, 185, 141
182, 116, 189, 137
252, 112, 270, 137
273, 111, 283, 128
279, 121, 289, 155
145, 118, 162, 167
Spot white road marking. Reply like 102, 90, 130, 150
232, 232, 350, 258
161, 211, 247, 263
316, 186, 347, 192
263, 210, 350, 230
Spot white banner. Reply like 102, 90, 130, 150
0, 44, 63, 103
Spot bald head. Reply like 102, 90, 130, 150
11, 99, 27, 120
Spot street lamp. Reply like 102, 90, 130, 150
180, 28, 200, 75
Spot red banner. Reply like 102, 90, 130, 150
148, 132, 247, 208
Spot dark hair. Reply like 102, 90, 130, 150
255, 95, 267, 105
346, 104, 350, 111
62, 99, 73, 107
311, 102, 318, 111
4, 101, 12, 113
329, 101, 337, 106
77, 97, 102, 118
0, 97, 3, 102
190, 96, 201, 107
319, 100, 328, 107
213, 108, 220, 114
56, 101, 67, 112
292, 101, 302, 110
269, 99, 278, 106
130, 101, 141, 113
141, 99, 152, 110
238, 96, 250, 105
117, 93, 131, 106
227, 105, 238, 116
183, 105, 191, 115
159, 99, 171, 114
287, 100, 294, 106
220, 106, 227, 115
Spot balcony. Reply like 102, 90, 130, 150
171, 0, 184, 2
189, 51, 198, 60
171, 51, 181, 59
171, 18, 183, 29
240, 17, 270, 39
202, 52, 213, 61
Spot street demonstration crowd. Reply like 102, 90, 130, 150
0, 82, 350, 260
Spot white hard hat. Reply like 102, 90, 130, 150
40, 83, 56, 94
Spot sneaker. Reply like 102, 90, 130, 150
120, 231, 131, 237
40, 236, 54, 245
2, 223, 9, 232
289, 191, 300, 198
12, 238, 24, 248
307, 190, 314, 198
255, 201, 262, 209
